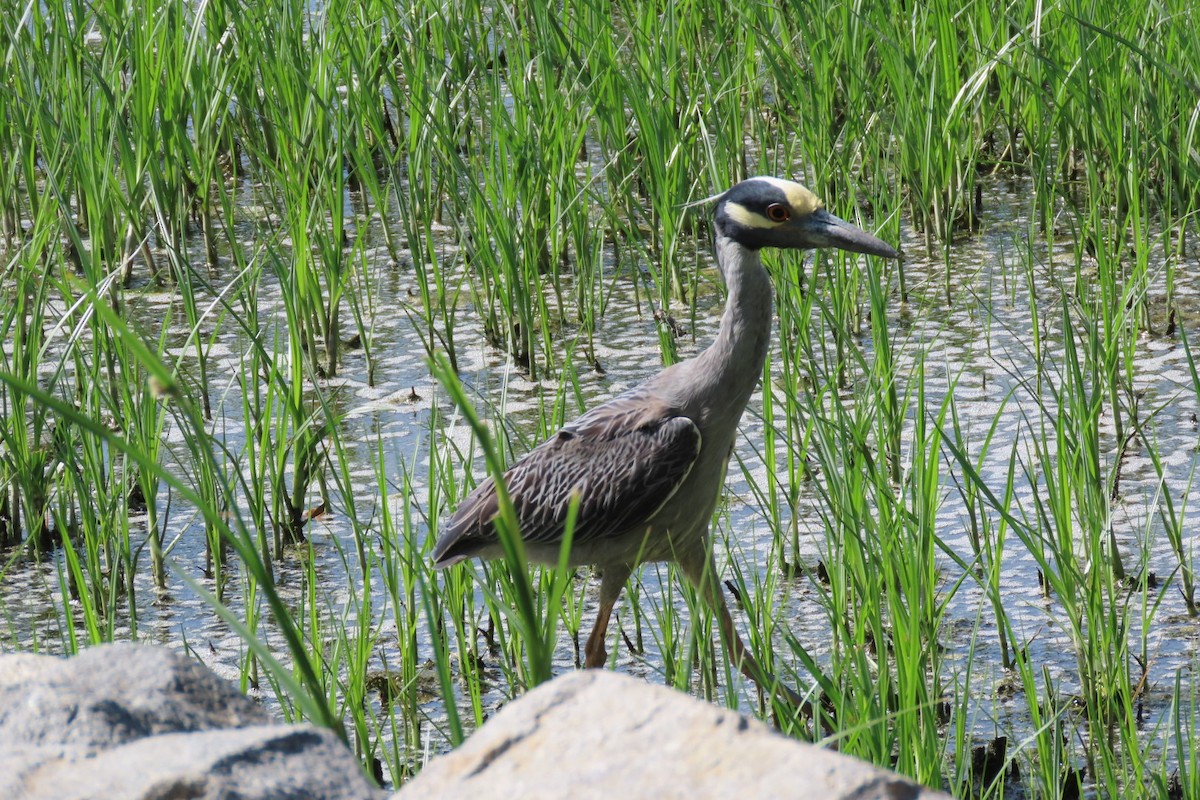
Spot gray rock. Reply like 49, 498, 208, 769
16, 725, 378, 800
0, 643, 384, 800
396, 670, 953, 800
0, 641, 269, 756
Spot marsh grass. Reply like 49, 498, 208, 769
3, 0, 1200, 794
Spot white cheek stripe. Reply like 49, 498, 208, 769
725, 202, 778, 229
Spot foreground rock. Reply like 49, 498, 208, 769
0, 643, 383, 800
1, 644, 952, 799
398, 670, 952, 800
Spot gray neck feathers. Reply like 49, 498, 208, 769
685, 234, 775, 425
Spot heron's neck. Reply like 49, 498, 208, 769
692, 235, 774, 409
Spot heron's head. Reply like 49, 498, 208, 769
713, 177, 899, 258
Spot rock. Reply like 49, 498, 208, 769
0, 643, 384, 800
0, 642, 269, 755
14, 725, 377, 800
396, 670, 952, 800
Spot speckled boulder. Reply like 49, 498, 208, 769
395, 669, 953, 800
0, 643, 383, 800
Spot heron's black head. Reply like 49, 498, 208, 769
713, 177, 899, 258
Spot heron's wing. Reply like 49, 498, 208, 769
431, 391, 700, 566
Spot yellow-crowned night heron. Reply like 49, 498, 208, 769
433, 177, 899, 702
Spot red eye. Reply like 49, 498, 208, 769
766, 203, 790, 222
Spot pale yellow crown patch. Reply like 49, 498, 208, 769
724, 177, 824, 229
753, 176, 824, 214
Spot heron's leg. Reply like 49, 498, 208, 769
677, 548, 811, 711
584, 564, 632, 668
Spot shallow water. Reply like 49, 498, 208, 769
2, 173, 1199, 786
